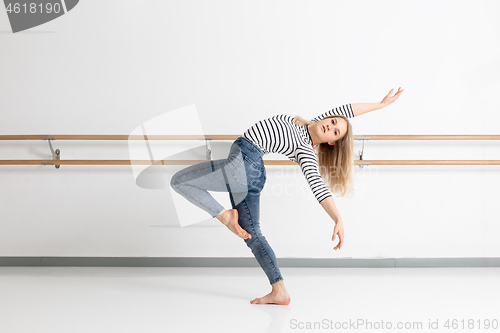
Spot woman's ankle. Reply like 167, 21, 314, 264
216, 209, 228, 223
272, 280, 287, 292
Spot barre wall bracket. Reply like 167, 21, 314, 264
41, 137, 60, 169
357, 162, 372, 167
202, 138, 213, 161
357, 137, 370, 167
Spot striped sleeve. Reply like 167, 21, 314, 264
311, 104, 354, 122
295, 146, 333, 203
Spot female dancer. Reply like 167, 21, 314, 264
170, 87, 404, 305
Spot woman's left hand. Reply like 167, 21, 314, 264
332, 220, 344, 250
380, 87, 404, 107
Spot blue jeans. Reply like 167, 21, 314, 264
170, 137, 283, 285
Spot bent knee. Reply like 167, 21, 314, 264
170, 172, 183, 190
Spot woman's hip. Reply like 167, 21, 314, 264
228, 137, 266, 192
230, 137, 264, 169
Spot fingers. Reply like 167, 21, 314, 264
334, 237, 343, 250
382, 88, 401, 106
332, 229, 343, 250
384, 87, 404, 105
390, 87, 404, 97
394, 87, 404, 96
337, 234, 344, 250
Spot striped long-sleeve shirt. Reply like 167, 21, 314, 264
243, 104, 354, 203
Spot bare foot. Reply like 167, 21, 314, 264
250, 280, 290, 305
216, 209, 252, 240
250, 292, 290, 305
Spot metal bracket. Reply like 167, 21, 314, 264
41, 137, 60, 169
356, 137, 370, 167
203, 138, 213, 160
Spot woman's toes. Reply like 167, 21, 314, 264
235, 224, 251, 239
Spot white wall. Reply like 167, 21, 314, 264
1, 0, 499, 259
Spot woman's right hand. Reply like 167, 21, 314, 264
380, 87, 404, 107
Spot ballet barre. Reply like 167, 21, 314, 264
1, 135, 500, 168
2, 134, 500, 140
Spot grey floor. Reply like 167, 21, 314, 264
1, 267, 499, 333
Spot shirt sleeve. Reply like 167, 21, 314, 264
295, 146, 333, 203
311, 104, 354, 122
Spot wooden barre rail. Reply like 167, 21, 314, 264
1, 135, 500, 140
1, 134, 499, 166
1, 160, 500, 166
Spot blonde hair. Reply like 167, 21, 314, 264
293, 115, 354, 198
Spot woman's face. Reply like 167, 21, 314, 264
315, 117, 348, 145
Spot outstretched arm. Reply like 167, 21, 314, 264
320, 196, 344, 251
351, 87, 404, 117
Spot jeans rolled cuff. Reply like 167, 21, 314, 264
269, 275, 283, 285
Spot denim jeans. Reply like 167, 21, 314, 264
170, 136, 283, 285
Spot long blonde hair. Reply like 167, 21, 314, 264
293, 115, 354, 198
